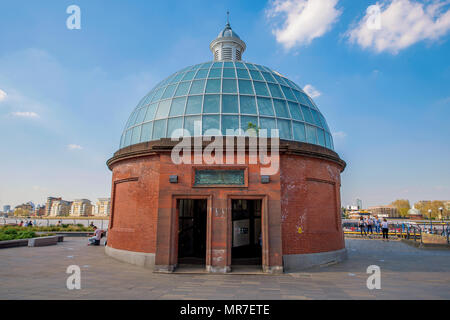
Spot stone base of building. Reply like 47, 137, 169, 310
283, 248, 347, 272
206, 265, 231, 273
105, 245, 155, 269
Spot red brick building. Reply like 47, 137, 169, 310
105, 22, 346, 273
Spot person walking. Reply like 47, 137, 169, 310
359, 217, 366, 237
382, 218, 389, 241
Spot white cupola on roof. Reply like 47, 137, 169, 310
209, 13, 246, 61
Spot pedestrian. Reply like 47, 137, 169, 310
382, 218, 389, 241
359, 217, 366, 237
367, 216, 374, 235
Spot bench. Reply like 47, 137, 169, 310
28, 236, 62, 247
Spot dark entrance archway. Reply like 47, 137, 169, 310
177, 199, 208, 265
231, 199, 262, 266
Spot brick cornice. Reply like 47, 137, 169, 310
106, 137, 346, 172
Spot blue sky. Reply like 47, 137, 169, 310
0, 0, 449, 208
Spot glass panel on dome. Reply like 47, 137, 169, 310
174, 82, 190, 97
131, 125, 142, 145
127, 110, 139, 128
189, 80, 205, 94
224, 62, 234, 68
267, 83, 284, 99
245, 63, 258, 70
273, 99, 290, 118
189, 64, 202, 71
300, 105, 314, 124
185, 95, 203, 115
167, 117, 184, 138
259, 117, 276, 137
223, 68, 236, 78
253, 81, 270, 96
295, 90, 311, 106
155, 100, 171, 119
325, 133, 333, 149
182, 71, 195, 81
145, 103, 158, 122
238, 80, 254, 95
317, 129, 326, 147
235, 62, 245, 68
277, 119, 292, 140
249, 70, 263, 81
222, 95, 238, 113
236, 68, 250, 79
273, 74, 289, 86
201, 62, 212, 68
134, 107, 147, 125
202, 115, 220, 135
141, 122, 153, 142
319, 113, 330, 132
124, 129, 132, 147
257, 97, 274, 116
152, 119, 167, 140
212, 62, 223, 68
169, 73, 184, 84
292, 121, 306, 142
151, 87, 164, 102
184, 115, 202, 136
222, 79, 237, 93
280, 86, 296, 101
161, 84, 177, 99
208, 68, 222, 78
205, 79, 221, 93
203, 95, 220, 113
240, 96, 257, 114
169, 97, 186, 117
305, 125, 318, 144
288, 102, 303, 121
310, 109, 322, 127
222, 115, 239, 135
261, 72, 276, 83
240, 116, 258, 132
194, 69, 209, 79
255, 65, 267, 72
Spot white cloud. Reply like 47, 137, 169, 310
266, 0, 342, 49
11, 111, 39, 118
332, 131, 347, 140
0, 89, 7, 102
347, 0, 450, 54
68, 144, 83, 151
303, 84, 321, 98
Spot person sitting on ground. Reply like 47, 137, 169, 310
88, 226, 103, 246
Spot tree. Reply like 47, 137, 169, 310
415, 200, 447, 220
390, 199, 410, 217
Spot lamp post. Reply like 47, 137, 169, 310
428, 209, 433, 233
439, 207, 444, 235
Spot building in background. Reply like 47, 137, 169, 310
14, 203, 34, 216
408, 206, 422, 220
45, 197, 62, 216
2, 205, 11, 214
444, 201, 450, 211
33, 204, 46, 216
92, 198, 111, 216
356, 199, 363, 210
70, 199, 93, 217
49, 199, 72, 217
368, 205, 399, 218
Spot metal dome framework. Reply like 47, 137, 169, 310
120, 61, 334, 151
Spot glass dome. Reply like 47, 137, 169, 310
120, 61, 334, 150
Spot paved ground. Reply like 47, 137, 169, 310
0, 238, 449, 300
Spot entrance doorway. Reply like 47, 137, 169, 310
231, 199, 262, 266
177, 199, 207, 265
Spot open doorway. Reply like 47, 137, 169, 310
177, 199, 207, 266
231, 199, 262, 266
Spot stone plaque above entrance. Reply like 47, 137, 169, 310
194, 169, 245, 186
